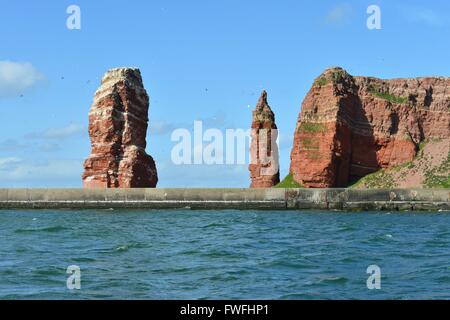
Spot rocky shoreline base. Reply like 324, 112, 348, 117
0, 189, 448, 211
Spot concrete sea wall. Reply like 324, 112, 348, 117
0, 188, 448, 211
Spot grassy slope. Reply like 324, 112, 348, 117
274, 174, 303, 188
351, 139, 449, 189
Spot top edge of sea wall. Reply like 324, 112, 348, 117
0, 188, 448, 211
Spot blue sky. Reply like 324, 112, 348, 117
0, 0, 449, 187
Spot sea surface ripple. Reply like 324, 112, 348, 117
0, 209, 449, 299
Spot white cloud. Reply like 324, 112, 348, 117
25, 123, 86, 140
0, 60, 46, 98
0, 157, 21, 171
324, 3, 354, 25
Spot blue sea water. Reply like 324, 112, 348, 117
0, 209, 449, 300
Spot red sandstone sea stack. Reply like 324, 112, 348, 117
82, 68, 158, 188
249, 91, 280, 188
290, 67, 450, 188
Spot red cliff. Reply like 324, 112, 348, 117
249, 91, 280, 188
82, 68, 158, 188
290, 67, 450, 188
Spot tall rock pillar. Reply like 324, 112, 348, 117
82, 68, 158, 188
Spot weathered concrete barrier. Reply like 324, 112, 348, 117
0, 188, 448, 211
286, 188, 449, 211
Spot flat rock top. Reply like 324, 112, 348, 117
101, 67, 143, 86
320, 66, 450, 82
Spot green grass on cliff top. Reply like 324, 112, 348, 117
274, 174, 304, 188
314, 69, 348, 87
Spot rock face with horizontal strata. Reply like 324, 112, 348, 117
290, 67, 450, 188
249, 91, 280, 188
82, 68, 158, 188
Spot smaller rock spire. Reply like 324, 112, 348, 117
249, 91, 280, 188
256, 90, 268, 106
255, 90, 273, 115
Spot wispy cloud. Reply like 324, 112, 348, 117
0, 157, 82, 186
0, 139, 27, 152
1, 138, 63, 153
25, 123, 86, 140
149, 120, 177, 136
0, 61, 46, 98
399, 6, 445, 27
39, 143, 62, 152
324, 3, 354, 25
195, 111, 229, 128
149, 111, 231, 136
